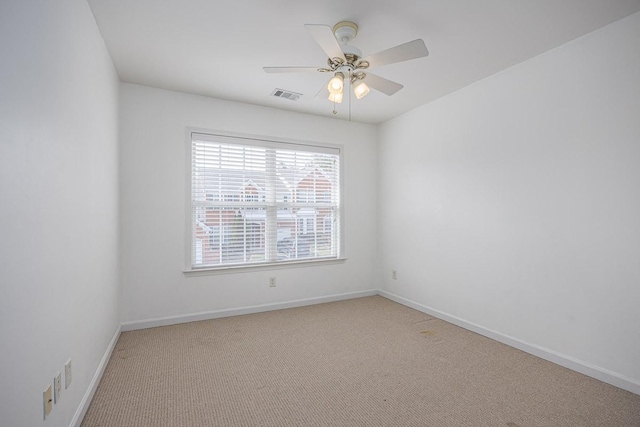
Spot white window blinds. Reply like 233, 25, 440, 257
190, 132, 341, 269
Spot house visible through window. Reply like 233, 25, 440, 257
190, 132, 341, 269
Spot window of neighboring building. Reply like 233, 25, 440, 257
245, 194, 258, 203
297, 190, 313, 203
189, 131, 341, 270
323, 216, 333, 233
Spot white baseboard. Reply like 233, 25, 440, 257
378, 290, 640, 396
121, 289, 378, 332
70, 325, 121, 427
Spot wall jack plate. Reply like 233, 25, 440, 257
65, 360, 72, 389
269, 277, 276, 287
54, 373, 62, 403
43, 385, 53, 419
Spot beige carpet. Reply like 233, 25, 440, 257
81, 296, 640, 426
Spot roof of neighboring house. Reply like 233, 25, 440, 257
194, 163, 335, 200
291, 164, 334, 188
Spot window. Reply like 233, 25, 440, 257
189, 131, 341, 269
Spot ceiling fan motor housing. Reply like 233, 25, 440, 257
333, 21, 362, 57
333, 21, 358, 43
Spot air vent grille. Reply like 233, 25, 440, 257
271, 88, 302, 101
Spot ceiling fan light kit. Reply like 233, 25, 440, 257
263, 20, 429, 117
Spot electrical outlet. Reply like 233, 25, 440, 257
54, 373, 62, 403
65, 360, 72, 389
43, 385, 53, 419
392, 269, 397, 280
269, 277, 276, 287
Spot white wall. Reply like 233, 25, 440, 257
119, 84, 378, 323
378, 12, 640, 391
0, 1, 120, 426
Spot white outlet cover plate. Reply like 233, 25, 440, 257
54, 373, 62, 403
65, 360, 72, 389
43, 385, 53, 419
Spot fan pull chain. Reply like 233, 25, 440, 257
349, 73, 352, 122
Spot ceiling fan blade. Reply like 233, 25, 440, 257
304, 24, 346, 61
363, 39, 428, 68
364, 73, 404, 96
263, 67, 319, 73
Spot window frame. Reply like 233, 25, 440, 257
184, 128, 345, 274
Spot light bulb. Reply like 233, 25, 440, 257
353, 80, 370, 99
327, 72, 344, 94
328, 92, 343, 103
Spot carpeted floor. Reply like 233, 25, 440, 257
81, 296, 640, 426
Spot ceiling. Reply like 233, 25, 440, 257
87, 0, 640, 124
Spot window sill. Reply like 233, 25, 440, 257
183, 257, 347, 277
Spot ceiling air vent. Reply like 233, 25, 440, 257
271, 88, 302, 101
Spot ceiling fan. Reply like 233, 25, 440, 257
264, 21, 429, 112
